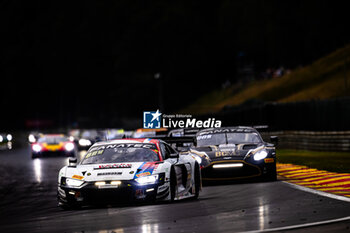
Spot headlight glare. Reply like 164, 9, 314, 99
135, 175, 158, 185
253, 150, 268, 161
66, 178, 84, 187
32, 144, 42, 152
28, 134, 36, 143
79, 139, 92, 146
65, 142, 75, 151
95, 181, 106, 186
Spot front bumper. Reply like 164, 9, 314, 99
201, 159, 276, 181
33, 150, 75, 157
58, 177, 166, 205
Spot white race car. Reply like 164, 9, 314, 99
57, 138, 201, 209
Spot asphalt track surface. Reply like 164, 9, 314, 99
2, 148, 350, 233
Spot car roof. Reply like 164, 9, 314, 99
197, 126, 258, 135
40, 134, 67, 138
92, 138, 161, 147
87, 138, 164, 161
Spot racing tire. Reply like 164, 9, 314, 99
193, 162, 201, 199
59, 201, 81, 210
263, 164, 277, 182
146, 193, 157, 204
59, 203, 72, 210
170, 166, 177, 202
57, 192, 81, 210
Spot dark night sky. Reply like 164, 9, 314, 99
1, 0, 350, 129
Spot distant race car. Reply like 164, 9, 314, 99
57, 138, 201, 209
0, 133, 13, 150
31, 134, 76, 158
76, 129, 106, 151
190, 126, 278, 181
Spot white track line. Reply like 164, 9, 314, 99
238, 215, 350, 233
238, 181, 350, 233
282, 181, 350, 203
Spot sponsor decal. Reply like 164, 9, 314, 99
215, 151, 234, 157
198, 128, 258, 135
143, 110, 222, 129
197, 135, 212, 140
87, 172, 91, 176
136, 171, 151, 177
97, 172, 122, 176
89, 143, 156, 152
134, 162, 157, 178
264, 158, 275, 163
72, 175, 84, 180
94, 163, 132, 170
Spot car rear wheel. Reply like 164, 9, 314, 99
170, 166, 177, 202
193, 162, 201, 199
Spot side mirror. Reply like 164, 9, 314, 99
169, 153, 179, 159
270, 136, 279, 146
68, 157, 77, 167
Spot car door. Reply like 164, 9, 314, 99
164, 143, 192, 193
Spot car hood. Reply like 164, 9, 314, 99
193, 143, 263, 160
64, 161, 163, 182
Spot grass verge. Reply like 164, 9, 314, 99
182, 44, 350, 114
277, 149, 350, 173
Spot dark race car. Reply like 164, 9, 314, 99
75, 129, 106, 151
0, 133, 13, 150
190, 126, 278, 181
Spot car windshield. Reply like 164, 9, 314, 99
196, 132, 261, 146
38, 136, 68, 144
81, 143, 160, 164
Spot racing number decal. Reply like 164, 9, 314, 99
85, 149, 104, 159
215, 151, 232, 157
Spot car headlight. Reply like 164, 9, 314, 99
28, 134, 36, 143
79, 138, 92, 146
66, 178, 84, 187
32, 144, 42, 152
253, 150, 268, 161
6, 134, 12, 141
135, 175, 158, 185
64, 142, 75, 151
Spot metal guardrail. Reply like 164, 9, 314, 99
261, 131, 350, 151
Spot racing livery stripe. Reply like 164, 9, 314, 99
278, 163, 350, 198
143, 138, 151, 143
133, 162, 159, 179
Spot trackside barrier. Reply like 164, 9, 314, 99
261, 131, 350, 151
